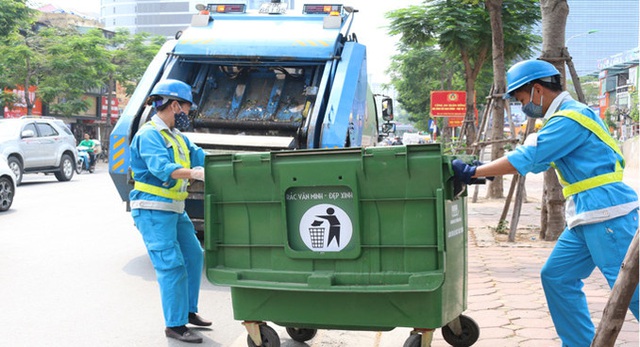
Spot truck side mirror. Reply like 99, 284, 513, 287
381, 97, 393, 122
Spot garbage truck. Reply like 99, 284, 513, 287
108, 1, 394, 231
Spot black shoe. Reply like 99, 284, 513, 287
165, 327, 203, 343
188, 312, 212, 327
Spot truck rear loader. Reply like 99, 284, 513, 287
108, 2, 393, 231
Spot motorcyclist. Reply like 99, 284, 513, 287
78, 133, 96, 168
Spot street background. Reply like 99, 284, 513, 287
0, 153, 637, 346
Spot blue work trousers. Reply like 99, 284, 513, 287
541, 209, 639, 347
132, 209, 204, 327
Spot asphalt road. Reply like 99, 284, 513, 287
0, 164, 423, 347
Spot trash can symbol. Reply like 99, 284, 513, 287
309, 220, 325, 248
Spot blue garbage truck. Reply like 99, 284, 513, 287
108, 2, 394, 231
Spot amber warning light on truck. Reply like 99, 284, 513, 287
303, 4, 343, 14
198, 3, 247, 13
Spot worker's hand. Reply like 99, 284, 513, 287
190, 166, 205, 181
452, 159, 477, 185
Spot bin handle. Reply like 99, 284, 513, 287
436, 188, 445, 253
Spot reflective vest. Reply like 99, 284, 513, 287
548, 110, 624, 198
133, 121, 191, 201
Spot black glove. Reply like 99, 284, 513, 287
452, 159, 477, 185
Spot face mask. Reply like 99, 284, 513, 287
522, 87, 544, 118
174, 105, 191, 131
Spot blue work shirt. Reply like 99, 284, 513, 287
129, 115, 205, 212
507, 92, 638, 228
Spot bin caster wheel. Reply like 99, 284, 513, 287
285, 327, 317, 342
403, 334, 422, 347
247, 324, 280, 347
441, 315, 479, 347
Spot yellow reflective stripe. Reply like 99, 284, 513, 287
550, 162, 570, 186
549, 110, 625, 198
132, 122, 192, 201
562, 169, 623, 198
134, 181, 189, 200
552, 110, 624, 165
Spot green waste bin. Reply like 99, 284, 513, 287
204, 144, 479, 346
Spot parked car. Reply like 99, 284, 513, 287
0, 116, 78, 185
0, 156, 16, 211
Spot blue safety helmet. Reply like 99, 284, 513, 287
503, 60, 561, 99
149, 79, 194, 106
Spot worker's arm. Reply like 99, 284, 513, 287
473, 156, 518, 178
171, 167, 205, 181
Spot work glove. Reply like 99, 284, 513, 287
190, 166, 205, 181
452, 159, 495, 185
452, 159, 477, 185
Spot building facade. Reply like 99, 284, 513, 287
101, 0, 296, 37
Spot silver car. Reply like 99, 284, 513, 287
0, 156, 16, 211
0, 116, 78, 185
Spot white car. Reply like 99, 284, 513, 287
0, 156, 16, 211
0, 116, 78, 185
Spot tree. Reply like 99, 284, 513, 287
538, 0, 568, 241
486, 0, 507, 198
97, 28, 165, 137
38, 27, 111, 115
0, 24, 50, 115
386, 0, 540, 150
0, 0, 34, 38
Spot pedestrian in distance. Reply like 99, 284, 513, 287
452, 59, 639, 347
129, 79, 211, 344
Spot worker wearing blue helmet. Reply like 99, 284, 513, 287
129, 79, 210, 343
453, 59, 639, 346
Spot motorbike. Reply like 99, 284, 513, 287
76, 146, 95, 174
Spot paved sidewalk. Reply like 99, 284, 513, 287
461, 172, 639, 347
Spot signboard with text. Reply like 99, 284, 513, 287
431, 91, 466, 117
3, 86, 43, 118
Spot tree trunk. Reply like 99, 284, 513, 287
542, 169, 565, 240
538, 0, 569, 240
486, 0, 505, 198
24, 59, 33, 115
464, 76, 477, 151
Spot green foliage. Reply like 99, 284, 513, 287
0, 0, 35, 38
0, 19, 164, 116
108, 29, 165, 96
386, 0, 540, 129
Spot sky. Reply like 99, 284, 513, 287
34, 0, 422, 84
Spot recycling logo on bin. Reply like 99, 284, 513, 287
299, 204, 353, 252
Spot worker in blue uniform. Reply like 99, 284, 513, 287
129, 79, 211, 344
452, 59, 639, 347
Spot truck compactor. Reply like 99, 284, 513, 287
108, 2, 393, 231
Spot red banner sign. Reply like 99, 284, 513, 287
3, 86, 43, 118
431, 91, 466, 117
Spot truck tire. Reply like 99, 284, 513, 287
54, 154, 75, 182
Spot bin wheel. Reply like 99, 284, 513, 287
441, 315, 479, 347
403, 334, 422, 347
285, 327, 317, 342
247, 324, 280, 347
